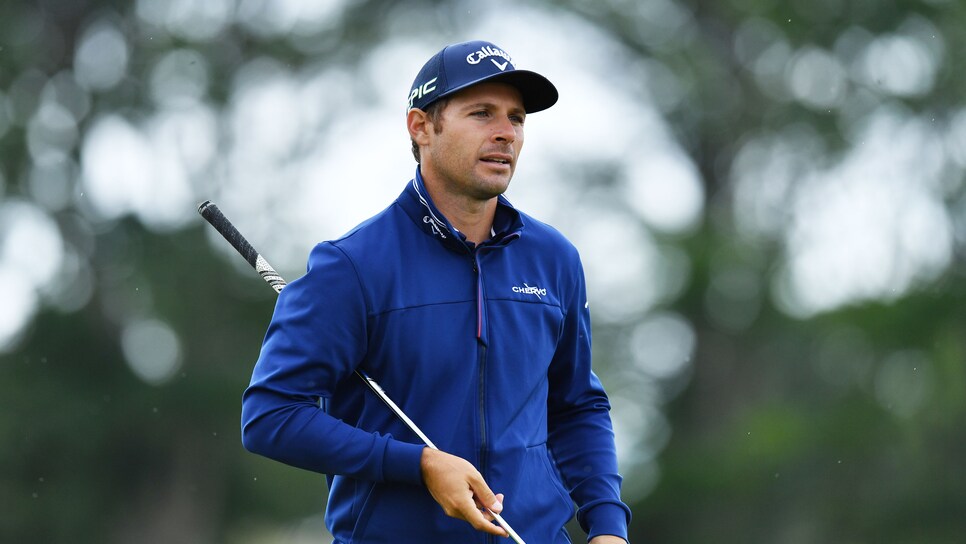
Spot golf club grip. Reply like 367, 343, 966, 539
196, 200, 525, 543
198, 200, 287, 293
198, 200, 258, 267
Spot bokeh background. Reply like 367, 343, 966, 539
2, 0, 965, 542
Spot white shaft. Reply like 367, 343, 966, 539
356, 370, 527, 544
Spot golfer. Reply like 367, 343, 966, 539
241, 40, 630, 543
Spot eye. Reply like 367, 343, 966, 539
510, 114, 525, 125
471, 110, 490, 118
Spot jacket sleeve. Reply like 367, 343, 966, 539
240, 242, 425, 485
546, 255, 631, 542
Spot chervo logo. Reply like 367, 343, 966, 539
512, 283, 547, 299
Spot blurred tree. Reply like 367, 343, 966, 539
1, 0, 965, 543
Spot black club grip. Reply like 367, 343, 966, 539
198, 200, 287, 293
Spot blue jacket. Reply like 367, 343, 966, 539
242, 169, 630, 543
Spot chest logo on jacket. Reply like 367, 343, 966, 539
512, 283, 548, 299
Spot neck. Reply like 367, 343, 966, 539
447, 200, 497, 246
419, 171, 497, 246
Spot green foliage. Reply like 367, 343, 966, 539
2, 0, 965, 542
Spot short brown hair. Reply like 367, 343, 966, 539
411, 97, 451, 163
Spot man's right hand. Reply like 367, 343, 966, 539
420, 447, 509, 538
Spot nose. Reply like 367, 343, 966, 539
492, 116, 517, 144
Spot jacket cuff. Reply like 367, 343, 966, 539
382, 440, 426, 485
582, 501, 631, 542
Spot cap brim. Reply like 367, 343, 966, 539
436, 70, 559, 113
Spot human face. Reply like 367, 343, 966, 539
420, 82, 526, 203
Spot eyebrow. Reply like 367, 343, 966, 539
460, 101, 526, 116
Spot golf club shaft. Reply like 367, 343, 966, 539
197, 200, 525, 544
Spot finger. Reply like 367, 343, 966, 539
477, 493, 505, 521
462, 506, 508, 537
468, 475, 503, 514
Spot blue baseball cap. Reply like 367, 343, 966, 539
407, 40, 558, 113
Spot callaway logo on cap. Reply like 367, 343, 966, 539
407, 40, 558, 113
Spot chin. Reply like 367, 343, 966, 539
477, 179, 512, 199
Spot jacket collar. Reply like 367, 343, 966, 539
398, 167, 524, 252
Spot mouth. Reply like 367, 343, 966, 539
480, 154, 513, 167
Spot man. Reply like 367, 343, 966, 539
241, 40, 631, 543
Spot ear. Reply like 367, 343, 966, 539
407, 108, 432, 147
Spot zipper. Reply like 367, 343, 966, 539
472, 236, 518, 544
472, 251, 491, 544
472, 255, 483, 339
472, 251, 488, 457
478, 342, 490, 543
